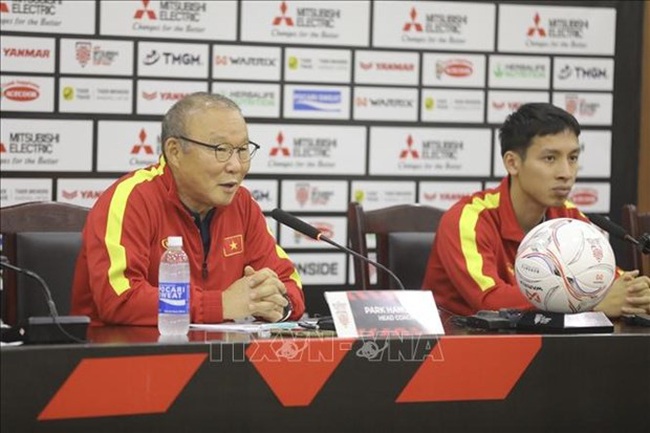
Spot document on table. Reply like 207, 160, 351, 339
190, 321, 301, 333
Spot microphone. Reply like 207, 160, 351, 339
589, 214, 650, 255
0, 255, 88, 343
270, 208, 406, 290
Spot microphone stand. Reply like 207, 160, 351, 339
0, 260, 87, 344
318, 235, 406, 291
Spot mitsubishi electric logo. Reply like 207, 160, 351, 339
272, 1, 294, 26
130, 129, 155, 155
399, 135, 419, 159
134, 0, 157, 20
403, 7, 423, 32
527, 13, 546, 37
269, 131, 290, 157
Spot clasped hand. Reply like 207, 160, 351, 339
222, 265, 289, 322
595, 270, 650, 317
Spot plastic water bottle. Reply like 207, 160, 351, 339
158, 236, 190, 335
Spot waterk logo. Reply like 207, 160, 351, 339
272, 1, 294, 26
130, 128, 155, 155
134, 0, 157, 20
399, 135, 419, 159
403, 7, 423, 32
527, 13, 546, 37
269, 131, 290, 157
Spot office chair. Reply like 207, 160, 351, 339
1, 201, 89, 325
621, 204, 650, 276
347, 202, 445, 290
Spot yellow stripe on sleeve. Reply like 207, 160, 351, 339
106, 161, 165, 295
459, 192, 500, 291
275, 244, 303, 289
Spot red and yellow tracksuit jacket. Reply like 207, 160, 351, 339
422, 177, 589, 316
71, 158, 304, 326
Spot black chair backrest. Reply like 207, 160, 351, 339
621, 204, 650, 276
387, 232, 436, 290
15, 232, 83, 324
1, 201, 89, 324
348, 202, 445, 290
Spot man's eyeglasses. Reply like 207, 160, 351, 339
178, 136, 260, 162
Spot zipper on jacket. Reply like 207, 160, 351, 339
202, 260, 208, 280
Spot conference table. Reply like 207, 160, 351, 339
1, 314, 649, 433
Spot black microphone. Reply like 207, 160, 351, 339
0, 255, 88, 343
589, 214, 649, 254
271, 208, 406, 290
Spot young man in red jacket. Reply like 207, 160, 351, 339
422, 102, 650, 317
71, 92, 304, 326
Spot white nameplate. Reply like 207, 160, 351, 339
324, 290, 445, 338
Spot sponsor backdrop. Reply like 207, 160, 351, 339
0, 1, 644, 309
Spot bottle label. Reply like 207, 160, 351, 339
159, 282, 190, 314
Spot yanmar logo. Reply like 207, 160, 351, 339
2, 80, 40, 101
61, 190, 102, 200
130, 128, 155, 155
134, 0, 157, 20
2, 47, 51, 59
269, 131, 290, 157
141, 91, 190, 101
359, 62, 414, 72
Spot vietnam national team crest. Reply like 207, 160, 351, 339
223, 234, 244, 257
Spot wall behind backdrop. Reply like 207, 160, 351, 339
0, 0, 644, 314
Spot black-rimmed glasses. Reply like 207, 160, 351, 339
178, 136, 260, 162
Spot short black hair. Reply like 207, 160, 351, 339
499, 103, 580, 158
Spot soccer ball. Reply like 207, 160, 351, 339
514, 218, 616, 313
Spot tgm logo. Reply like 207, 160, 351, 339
293, 90, 341, 112
142, 49, 202, 66
134, 0, 157, 20
130, 128, 155, 155
527, 13, 546, 37
269, 131, 290, 157
403, 7, 423, 32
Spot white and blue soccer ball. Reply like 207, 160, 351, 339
515, 218, 616, 313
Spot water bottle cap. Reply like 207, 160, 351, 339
167, 236, 183, 247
